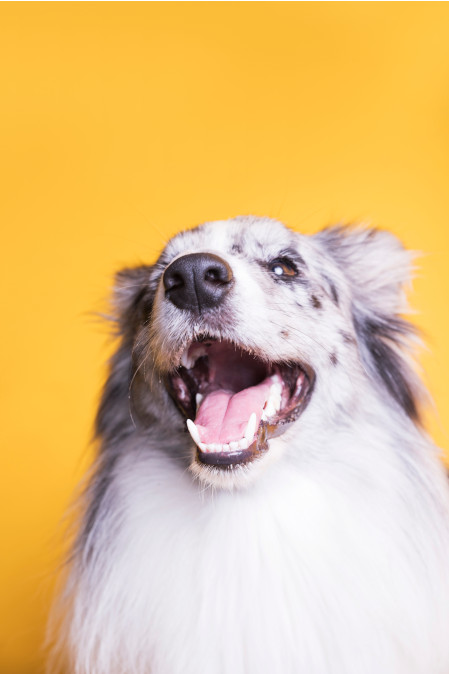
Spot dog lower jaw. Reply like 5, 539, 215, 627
195, 421, 269, 467
189, 436, 286, 490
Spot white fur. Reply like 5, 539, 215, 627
49, 217, 449, 674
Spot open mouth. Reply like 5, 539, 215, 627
166, 337, 314, 469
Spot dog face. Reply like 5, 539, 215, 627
105, 216, 419, 490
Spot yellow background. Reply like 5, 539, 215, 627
1, 3, 449, 672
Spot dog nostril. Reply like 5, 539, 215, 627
204, 266, 228, 284
164, 271, 184, 292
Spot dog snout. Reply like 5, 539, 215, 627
163, 252, 233, 312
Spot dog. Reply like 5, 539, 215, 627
51, 216, 449, 674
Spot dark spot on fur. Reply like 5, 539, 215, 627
311, 295, 322, 309
323, 275, 339, 306
232, 244, 242, 254
295, 301, 303, 309
330, 352, 338, 366
330, 285, 339, 306
353, 311, 420, 422
340, 330, 356, 345
281, 330, 289, 338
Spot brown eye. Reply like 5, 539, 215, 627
269, 258, 298, 278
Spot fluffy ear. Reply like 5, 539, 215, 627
113, 265, 154, 336
316, 225, 413, 315
96, 265, 154, 444
317, 226, 422, 423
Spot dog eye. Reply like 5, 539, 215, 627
268, 258, 298, 278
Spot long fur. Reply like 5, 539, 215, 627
49, 216, 449, 674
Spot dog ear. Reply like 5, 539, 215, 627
96, 265, 154, 444
317, 226, 422, 423
316, 225, 413, 315
113, 265, 154, 337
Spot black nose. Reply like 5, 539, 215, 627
163, 253, 233, 312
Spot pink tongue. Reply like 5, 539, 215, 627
194, 377, 273, 444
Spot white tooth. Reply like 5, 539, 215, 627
273, 382, 282, 396
244, 412, 257, 443
208, 443, 219, 453
181, 349, 194, 369
295, 374, 305, 394
199, 443, 207, 452
271, 393, 281, 412
186, 419, 202, 448
262, 406, 272, 421
270, 383, 282, 404
221, 443, 230, 451
263, 385, 282, 420
263, 400, 276, 419
229, 441, 239, 451
196, 393, 204, 409
238, 438, 249, 450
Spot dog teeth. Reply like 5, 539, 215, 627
188, 432, 255, 454
261, 382, 283, 421
195, 393, 204, 409
295, 372, 305, 394
262, 402, 274, 421
244, 412, 257, 444
189, 413, 260, 454
186, 419, 202, 447
181, 350, 195, 370
180, 345, 208, 370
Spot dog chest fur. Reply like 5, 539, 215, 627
65, 427, 449, 674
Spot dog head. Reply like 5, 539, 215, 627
99, 216, 420, 490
